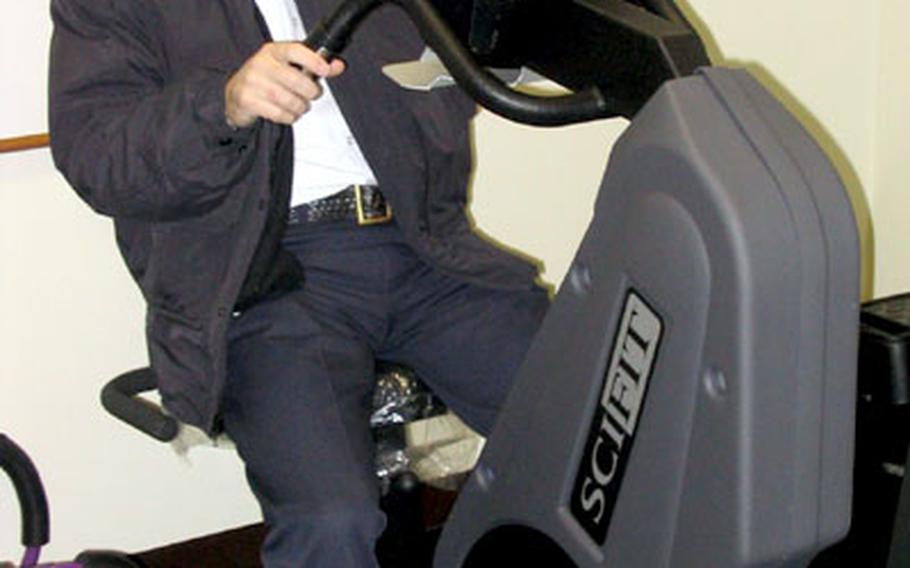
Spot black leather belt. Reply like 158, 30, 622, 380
287, 184, 392, 226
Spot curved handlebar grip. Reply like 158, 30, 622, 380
303, 0, 380, 59
393, 0, 611, 126
101, 368, 180, 443
303, 0, 611, 126
0, 434, 50, 547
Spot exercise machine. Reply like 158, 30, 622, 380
100, 0, 864, 565
0, 434, 141, 567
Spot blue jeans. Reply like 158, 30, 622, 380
220, 220, 548, 567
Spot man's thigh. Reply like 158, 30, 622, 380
221, 290, 380, 512
383, 272, 550, 435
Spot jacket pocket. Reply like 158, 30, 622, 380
142, 218, 238, 325
146, 303, 214, 428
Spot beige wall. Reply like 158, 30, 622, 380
474, 0, 887, 296
0, 0, 904, 560
682, 0, 880, 297
873, 0, 910, 296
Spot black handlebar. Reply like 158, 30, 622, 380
299, 0, 710, 125
0, 434, 50, 548
390, 0, 611, 126
100, 369, 179, 443
303, 0, 613, 126
303, 0, 379, 58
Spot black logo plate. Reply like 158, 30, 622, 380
569, 289, 663, 545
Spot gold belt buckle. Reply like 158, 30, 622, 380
354, 184, 393, 226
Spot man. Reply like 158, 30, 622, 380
49, 0, 548, 565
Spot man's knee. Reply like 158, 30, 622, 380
263, 502, 387, 566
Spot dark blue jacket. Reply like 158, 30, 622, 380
49, 0, 537, 432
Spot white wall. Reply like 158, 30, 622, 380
0, 150, 261, 559
0, 0, 903, 562
0, 0, 51, 139
1, 2, 261, 560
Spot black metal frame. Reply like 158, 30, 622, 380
304, 0, 709, 124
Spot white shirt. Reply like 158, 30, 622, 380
254, 0, 378, 206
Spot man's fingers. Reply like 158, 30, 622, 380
265, 85, 311, 117
271, 42, 345, 79
327, 58, 346, 78
249, 96, 309, 125
228, 70, 312, 126
269, 60, 324, 101
271, 42, 333, 77
225, 41, 344, 128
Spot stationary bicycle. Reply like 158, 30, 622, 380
91, 0, 867, 565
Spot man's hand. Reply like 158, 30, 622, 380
225, 42, 346, 129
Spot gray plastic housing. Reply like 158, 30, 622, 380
434, 67, 860, 567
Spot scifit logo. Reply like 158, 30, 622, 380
569, 289, 663, 545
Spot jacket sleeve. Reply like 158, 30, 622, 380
48, 0, 260, 221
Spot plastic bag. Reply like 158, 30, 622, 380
404, 413, 485, 491
370, 364, 444, 427
371, 364, 484, 492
